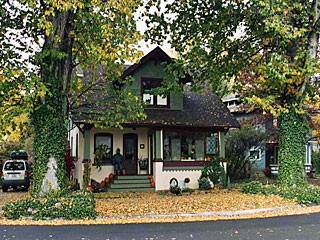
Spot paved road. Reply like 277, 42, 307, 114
0, 213, 320, 240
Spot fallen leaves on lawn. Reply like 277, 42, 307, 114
0, 188, 320, 225
0, 192, 30, 205
95, 189, 296, 216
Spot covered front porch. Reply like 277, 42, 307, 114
69, 124, 227, 191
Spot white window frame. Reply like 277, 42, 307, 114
249, 148, 262, 162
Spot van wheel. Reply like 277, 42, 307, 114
2, 186, 8, 192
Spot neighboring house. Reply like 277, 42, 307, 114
68, 47, 239, 191
222, 94, 313, 175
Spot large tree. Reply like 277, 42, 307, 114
145, 0, 320, 187
0, 0, 144, 194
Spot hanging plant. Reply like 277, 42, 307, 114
94, 144, 111, 170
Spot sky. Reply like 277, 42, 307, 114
135, 1, 175, 57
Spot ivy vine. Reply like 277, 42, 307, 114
278, 107, 308, 188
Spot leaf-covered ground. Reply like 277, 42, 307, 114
0, 188, 320, 225
94, 188, 296, 216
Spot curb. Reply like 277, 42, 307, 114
98, 205, 303, 219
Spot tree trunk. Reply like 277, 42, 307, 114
278, 108, 307, 187
32, 11, 74, 194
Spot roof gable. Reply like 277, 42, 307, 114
122, 47, 171, 79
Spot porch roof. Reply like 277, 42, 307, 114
71, 88, 240, 129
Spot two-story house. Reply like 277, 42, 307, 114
68, 47, 239, 191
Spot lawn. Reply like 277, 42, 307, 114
94, 187, 296, 217
1, 186, 320, 225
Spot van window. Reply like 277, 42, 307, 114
4, 162, 25, 171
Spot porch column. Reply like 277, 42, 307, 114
155, 129, 163, 161
83, 129, 91, 160
219, 131, 227, 173
153, 129, 163, 191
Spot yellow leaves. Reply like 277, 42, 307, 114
94, 188, 296, 218
1, 189, 320, 225
259, 76, 265, 83
78, 2, 83, 9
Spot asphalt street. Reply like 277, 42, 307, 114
0, 212, 320, 240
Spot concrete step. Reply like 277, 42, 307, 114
116, 175, 151, 180
108, 187, 155, 192
113, 179, 150, 184
109, 183, 151, 189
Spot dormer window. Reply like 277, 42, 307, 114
141, 78, 169, 108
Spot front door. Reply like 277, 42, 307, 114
123, 133, 138, 175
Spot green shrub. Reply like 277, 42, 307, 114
241, 181, 263, 194
275, 186, 320, 205
200, 156, 225, 187
198, 177, 211, 190
182, 188, 195, 193
242, 181, 320, 205
2, 190, 97, 220
170, 186, 182, 195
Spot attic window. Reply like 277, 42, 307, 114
141, 78, 169, 108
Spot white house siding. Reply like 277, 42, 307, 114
69, 126, 149, 188
68, 127, 84, 186
153, 161, 202, 190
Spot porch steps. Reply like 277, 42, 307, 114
107, 175, 155, 192
117, 175, 150, 180
113, 179, 150, 184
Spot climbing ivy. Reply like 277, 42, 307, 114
278, 108, 308, 188
32, 107, 67, 194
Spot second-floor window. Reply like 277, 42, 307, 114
141, 78, 169, 108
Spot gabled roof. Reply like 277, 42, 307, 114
71, 48, 240, 129
71, 87, 240, 129
121, 47, 191, 83
122, 47, 172, 79
133, 88, 240, 128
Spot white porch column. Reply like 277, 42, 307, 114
219, 131, 227, 173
